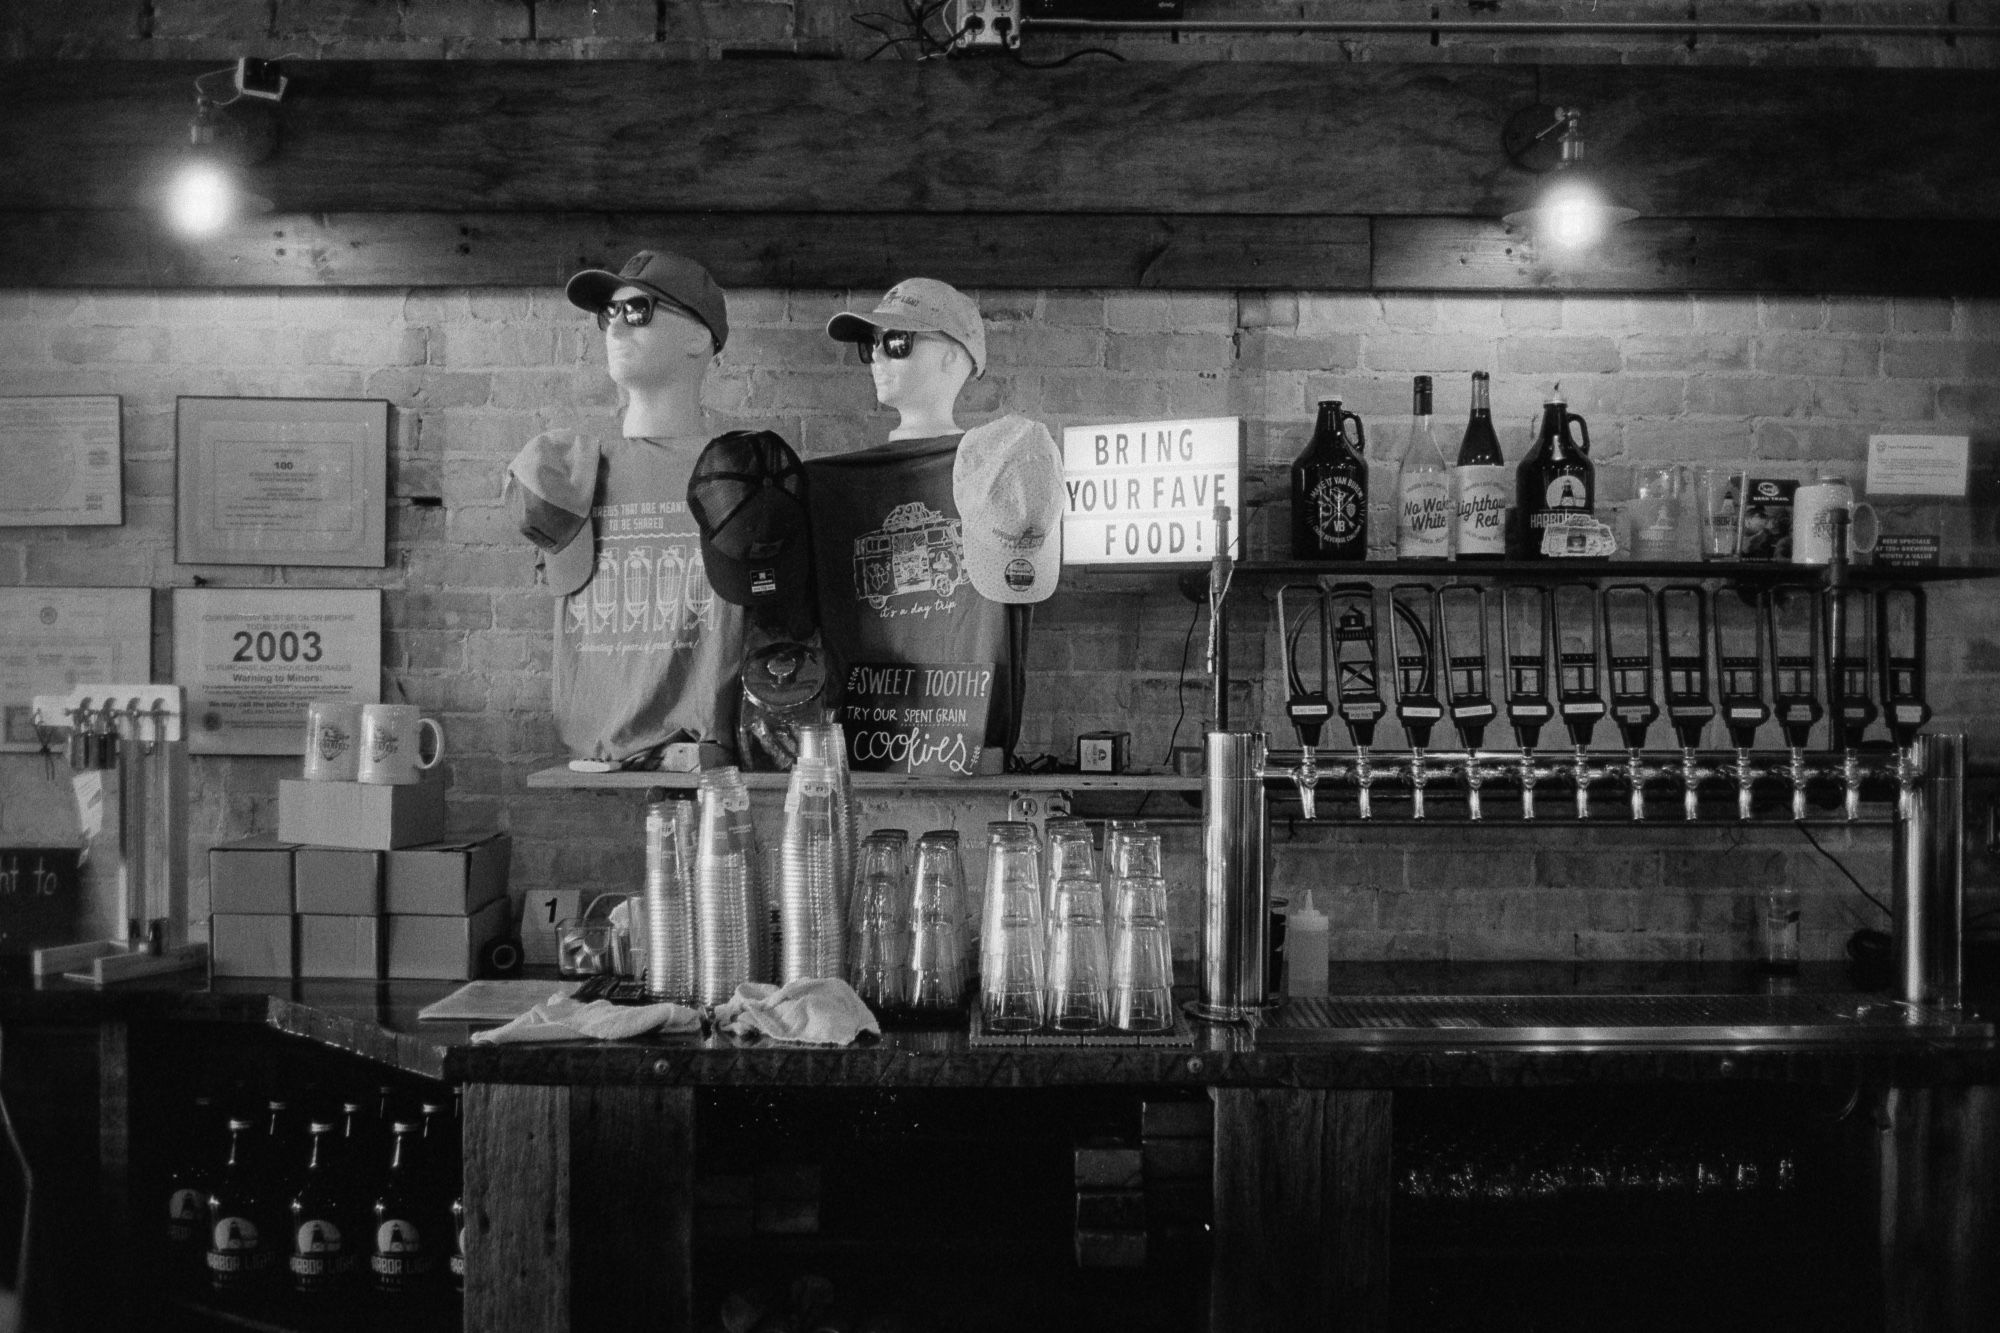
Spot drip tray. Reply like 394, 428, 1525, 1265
1258, 993, 1995, 1048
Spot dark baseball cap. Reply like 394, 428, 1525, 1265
688, 431, 816, 625
565, 249, 729, 351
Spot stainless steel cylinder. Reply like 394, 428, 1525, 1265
1894, 732, 1964, 1008
1196, 731, 1269, 1022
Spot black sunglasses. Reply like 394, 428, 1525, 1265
596, 294, 696, 331
854, 328, 918, 364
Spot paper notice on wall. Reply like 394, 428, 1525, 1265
0, 587, 153, 751
0, 395, 122, 527
72, 772, 104, 844
171, 588, 381, 755
1866, 435, 1969, 497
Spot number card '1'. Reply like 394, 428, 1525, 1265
171, 588, 382, 755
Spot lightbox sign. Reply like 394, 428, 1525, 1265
1060, 417, 1242, 565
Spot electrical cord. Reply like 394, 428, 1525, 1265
1793, 821, 1890, 918
1008, 44, 1126, 67
852, 0, 967, 60
1160, 592, 1203, 768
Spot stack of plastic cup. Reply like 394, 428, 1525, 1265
779, 758, 843, 982
796, 722, 855, 928
694, 767, 758, 1006
643, 797, 698, 1002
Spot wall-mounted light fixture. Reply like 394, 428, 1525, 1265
164, 59, 287, 238
1500, 105, 1637, 255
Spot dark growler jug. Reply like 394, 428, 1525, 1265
1291, 398, 1370, 560
1515, 396, 1597, 559
205, 1116, 277, 1303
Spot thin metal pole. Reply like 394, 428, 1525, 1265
1025, 18, 2000, 38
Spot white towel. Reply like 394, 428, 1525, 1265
714, 978, 881, 1046
470, 993, 703, 1045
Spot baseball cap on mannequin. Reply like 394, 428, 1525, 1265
825, 278, 985, 378
565, 249, 730, 352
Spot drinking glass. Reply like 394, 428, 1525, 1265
979, 822, 1046, 1032
1759, 888, 1801, 973
847, 833, 909, 1010
1109, 835, 1174, 1033
908, 831, 968, 1014
1629, 466, 1687, 562
1045, 880, 1110, 1033
1693, 466, 1745, 560
1044, 819, 1095, 917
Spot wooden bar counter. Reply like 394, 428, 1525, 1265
6, 962, 1996, 1332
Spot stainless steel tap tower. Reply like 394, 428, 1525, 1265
1196, 731, 1270, 1022
1894, 732, 1964, 1008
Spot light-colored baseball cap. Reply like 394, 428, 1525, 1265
825, 278, 986, 379
565, 249, 730, 352
507, 433, 601, 597
952, 414, 1064, 604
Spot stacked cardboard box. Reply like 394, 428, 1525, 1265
210, 780, 510, 980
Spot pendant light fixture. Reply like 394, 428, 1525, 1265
164, 59, 286, 238
1501, 105, 1638, 256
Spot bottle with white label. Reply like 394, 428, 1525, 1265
1397, 375, 1452, 559
1453, 371, 1510, 560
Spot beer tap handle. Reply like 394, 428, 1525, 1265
1279, 584, 1333, 753
1551, 583, 1606, 750
1501, 585, 1555, 750
1878, 585, 1930, 749
1657, 585, 1717, 750
1329, 584, 1387, 751
1388, 583, 1444, 750
1825, 584, 1879, 750
1603, 585, 1660, 751
1714, 586, 1771, 751
1767, 584, 1824, 752
1439, 584, 1497, 751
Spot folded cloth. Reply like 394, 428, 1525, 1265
471, 993, 703, 1045
714, 978, 881, 1046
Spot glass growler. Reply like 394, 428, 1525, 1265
370, 1119, 441, 1302
205, 1116, 277, 1301
1290, 398, 1369, 561
1515, 394, 1597, 559
287, 1119, 361, 1300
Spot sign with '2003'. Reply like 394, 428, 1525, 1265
172, 588, 381, 755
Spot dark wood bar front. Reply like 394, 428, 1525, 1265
8, 966, 1996, 1332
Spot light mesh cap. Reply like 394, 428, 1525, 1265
952, 414, 1064, 604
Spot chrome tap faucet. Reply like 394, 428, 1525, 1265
1463, 751, 1486, 822
1572, 746, 1593, 821
1409, 748, 1429, 821
1354, 747, 1375, 821
1518, 748, 1538, 821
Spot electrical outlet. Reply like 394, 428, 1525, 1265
947, 0, 1023, 50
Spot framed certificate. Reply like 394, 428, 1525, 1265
0, 587, 152, 751
172, 588, 382, 755
0, 395, 122, 527
175, 396, 389, 567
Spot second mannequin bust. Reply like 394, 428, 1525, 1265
825, 278, 988, 441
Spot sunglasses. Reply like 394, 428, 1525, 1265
596, 294, 695, 332
854, 328, 918, 364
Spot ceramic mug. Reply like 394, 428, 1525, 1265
356, 704, 445, 784
1792, 479, 1879, 566
301, 699, 363, 782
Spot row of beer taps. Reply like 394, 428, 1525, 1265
1276, 580, 1930, 822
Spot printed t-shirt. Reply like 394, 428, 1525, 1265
542, 432, 746, 763
807, 434, 1028, 766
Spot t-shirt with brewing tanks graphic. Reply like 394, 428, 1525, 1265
542, 432, 746, 763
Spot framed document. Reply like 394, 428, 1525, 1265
0, 395, 122, 527
0, 587, 152, 750
172, 588, 382, 755
176, 396, 389, 567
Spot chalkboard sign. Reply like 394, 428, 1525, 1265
0, 847, 84, 955
841, 661, 993, 777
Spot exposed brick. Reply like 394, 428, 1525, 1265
1752, 337, 1880, 378
1810, 379, 1936, 421
1891, 298, 1956, 334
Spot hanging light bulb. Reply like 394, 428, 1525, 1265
163, 69, 280, 238
165, 159, 238, 237
1501, 107, 1638, 257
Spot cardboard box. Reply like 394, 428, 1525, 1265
278, 778, 446, 851
294, 848, 383, 916
208, 839, 296, 915
385, 897, 510, 981
210, 914, 294, 978
386, 833, 511, 916
298, 914, 382, 980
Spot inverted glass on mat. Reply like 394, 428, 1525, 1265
1045, 880, 1110, 1033
848, 832, 910, 1010
980, 821, 1045, 1032
908, 830, 968, 1015
1109, 856, 1174, 1033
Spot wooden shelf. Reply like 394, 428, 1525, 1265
1223, 559, 2000, 583
525, 767, 1202, 793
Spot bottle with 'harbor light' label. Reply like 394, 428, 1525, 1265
371, 1120, 441, 1302
1290, 398, 1369, 561
1453, 371, 1509, 559
288, 1119, 361, 1300
206, 1116, 276, 1302
1397, 375, 1452, 558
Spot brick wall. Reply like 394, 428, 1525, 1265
2, 284, 1996, 963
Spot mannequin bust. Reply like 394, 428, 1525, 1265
606, 282, 714, 439
875, 331, 971, 440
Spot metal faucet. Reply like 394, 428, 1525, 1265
1518, 748, 1538, 821
1409, 748, 1429, 820
1294, 747, 1319, 821
1354, 747, 1375, 821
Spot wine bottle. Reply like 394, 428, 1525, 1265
1516, 392, 1596, 560
1453, 372, 1509, 560
205, 1116, 277, 1302
370, 1120, 441, 1303
288, 1119, 361, 1301
1397, 375, 1452, 559
1290, 398, 1368, 561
